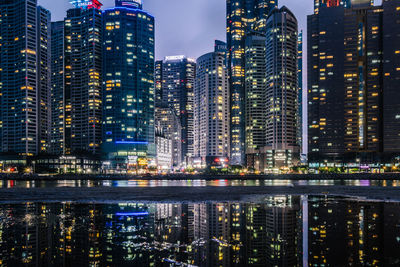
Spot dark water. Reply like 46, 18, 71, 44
1, 179, 400, 188
0, 196, 399, 266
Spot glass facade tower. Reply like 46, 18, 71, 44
307, 0, 400, 164
102, 0, 155, 169
0, 0, 51, 156
64, 1, 103, 155
159, 56, 196, 166
50, 21, 65, 155
226, 0, 278, 166
194, 41, 230, 166
265, 6, 300, 168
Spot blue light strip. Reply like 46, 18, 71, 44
115, 212, 149, 216
115, 141, 149, 145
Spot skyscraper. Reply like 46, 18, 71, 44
244, 32, 267, 170
226, 0, 278, 165
265, 6, 299, 168
155, 106, 182, 168
64, 0, 103, 155
194, 41, 230, 167
308, 3, 346, 163
307, 0, 399, 164
50, 21, 65, 155
298, 31, 303, 155
382, 0, 400, 156
155, 60, 163, 107
102, 0, 155, 169
160, 56, 196, 166
0, 0, 51, 156
37, 7, 52, 154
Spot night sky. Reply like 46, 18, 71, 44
39, 0, 382, 59
40, 0, 315, 60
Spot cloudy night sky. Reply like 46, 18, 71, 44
39, 0, 315, 60
39, 0, 382, 60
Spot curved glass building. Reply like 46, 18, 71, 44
102, 0, 155, 170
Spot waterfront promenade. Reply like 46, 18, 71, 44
1, 172, 400, 181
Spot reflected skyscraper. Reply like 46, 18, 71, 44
307, 196, 394, 266
0, 198, 400, 266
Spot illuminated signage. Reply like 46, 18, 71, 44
165, 55, 185, 61
116, 0, 142, 9
70, 0, 103, 9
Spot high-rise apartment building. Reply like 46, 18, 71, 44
308, 0, 400, 164
64, 0, 103, 155
155, 60, 163, 107
37, 7, 52, 154
102, 0, 155, 169
50, 21, 65, 155
244, 32, 267, 170
0, 0, 51, 156
382, 0, 400, 155
298, 31, 303, 155
264, 6, 299, 168
155, 106, 182, 168
194, 41, 230, 166
159, 56, 195, 166
226, 0, 278, 165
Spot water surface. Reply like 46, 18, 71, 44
0, 196, 399, 266
1, 179, 400, 188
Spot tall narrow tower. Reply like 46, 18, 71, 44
194, 41, 230, 166
102, 0, 155, 169
265, 6, 300, 168
226, 0, 278, 166
64, 0, 103, 155
0, 0, 51, 156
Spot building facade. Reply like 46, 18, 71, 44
102, 0, 155, 169
64, 1, 103, 155
298, 31, 303, 156
194, 41, 230, 167
155, 106, 182, 168
382, 0, 400, 157
155, 60, 163, 107
159, 56, 196, 166
307, 0, 400, 165
155, 129, 173, 171
264, 6, 300, 168
50, 21, 65, 155
0, 0, 51, 156
226, 0, 278, 165
244, 32, 267, 170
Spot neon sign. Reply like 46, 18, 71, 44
70, 0, 103, 9
116, 0, 142, 9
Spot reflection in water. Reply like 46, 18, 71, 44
0, 197, 399, 266
1, 179, 400, 188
